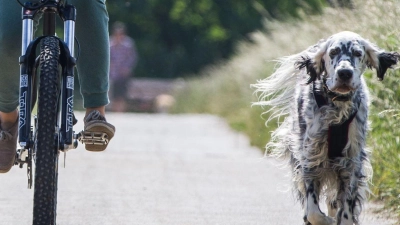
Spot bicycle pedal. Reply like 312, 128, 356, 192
78, 131, 109, 145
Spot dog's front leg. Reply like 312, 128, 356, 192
336, 167, 364, 225
336, 188, 359, 225
304, 180, 336, 225
336, 200, 358, 225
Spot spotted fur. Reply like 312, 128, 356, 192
253, 31, 399, 225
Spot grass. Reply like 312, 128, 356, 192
171, 0, 400, 219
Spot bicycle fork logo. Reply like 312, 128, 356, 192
19, 91, 27, 129
19, 74, 29, 129
66, 96, 73, 132
66, 76, 74, 132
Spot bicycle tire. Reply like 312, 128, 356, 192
33, 36, 60, 225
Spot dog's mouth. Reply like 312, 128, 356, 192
324, 84, 356, 102
331, 84, 356, 94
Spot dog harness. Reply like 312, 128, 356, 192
312, 82, 358, 159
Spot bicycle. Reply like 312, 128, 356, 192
14, 0, 81, 224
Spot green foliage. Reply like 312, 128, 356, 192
106, 0, 326, 78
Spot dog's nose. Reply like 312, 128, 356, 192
337, 69, 353, 81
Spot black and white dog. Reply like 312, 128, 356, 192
253, 31, 399, 225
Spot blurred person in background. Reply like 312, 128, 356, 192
109, 21, 138, 112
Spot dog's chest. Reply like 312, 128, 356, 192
303, 100, 357, 159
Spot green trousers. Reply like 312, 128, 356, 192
0, 0, 110, 112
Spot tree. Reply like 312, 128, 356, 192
106, 0, 327, 78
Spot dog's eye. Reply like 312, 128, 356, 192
329, 48, 340, 57
352, 50, 362, 57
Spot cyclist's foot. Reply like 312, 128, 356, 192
0, 120, 18, 173
82, 110, 115, 152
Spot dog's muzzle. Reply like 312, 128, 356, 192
323, 82, 353, 102
337, 68, 353, 81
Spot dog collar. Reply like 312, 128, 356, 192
312, 81, 358, 159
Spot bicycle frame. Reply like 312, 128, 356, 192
17, 0, 78, 184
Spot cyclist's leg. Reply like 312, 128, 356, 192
0, 2, 21, 172
0, 2, 20, 114
71, 0, 110, 109
71, 0, 115, 151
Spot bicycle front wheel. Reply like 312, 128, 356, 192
33, 36, 60, 225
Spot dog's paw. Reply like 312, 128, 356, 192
337, 217, 354, 225
307, 213, 336, 225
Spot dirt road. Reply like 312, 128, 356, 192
0, 113, 396, 224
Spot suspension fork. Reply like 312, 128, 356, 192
19, 3, 38, 148
17, 3, 42, 189
60, 4, 77, 150
18, 3, 77, 150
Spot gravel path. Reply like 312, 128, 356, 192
0, 113, 396, 224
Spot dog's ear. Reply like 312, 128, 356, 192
296, 40, 328, 84
363, 40, 400, 80
376, 52, 400, 80
296, 56, 320, 84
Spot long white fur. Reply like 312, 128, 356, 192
252, 31, 392, 225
